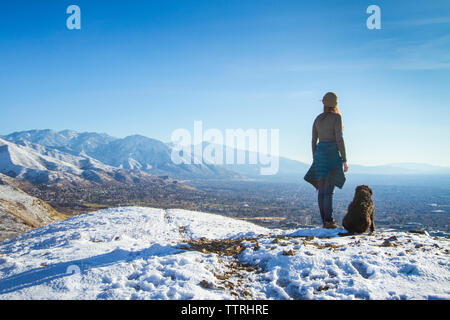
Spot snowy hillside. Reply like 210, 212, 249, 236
0, 180, 66, 241
0, 207, 448, 300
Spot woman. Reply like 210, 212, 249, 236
304, 92, 348, 229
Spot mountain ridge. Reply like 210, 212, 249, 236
2, 130, 240, 181
0, 137, 161, 186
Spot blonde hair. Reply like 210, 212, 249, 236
322, 92, 340, 114
324, 105, 341, 114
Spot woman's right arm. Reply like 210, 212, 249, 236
334, 114, 347, 164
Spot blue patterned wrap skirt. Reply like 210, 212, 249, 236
304, 142, 346, 190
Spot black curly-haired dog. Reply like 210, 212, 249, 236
340, 185, 375, 235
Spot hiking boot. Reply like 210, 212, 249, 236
323, 220, 338, 229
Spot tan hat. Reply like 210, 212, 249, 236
322, 92, 338, 107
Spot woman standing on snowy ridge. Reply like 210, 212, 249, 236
304, 92, 348, 229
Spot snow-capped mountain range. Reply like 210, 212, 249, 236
0, 206, 448, 300
1, 129, 450, 186
0, 137, 161, 185
0, 130, 239, 184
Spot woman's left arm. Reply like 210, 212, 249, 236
312, 119, 318, 156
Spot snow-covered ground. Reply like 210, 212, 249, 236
0, 207, 448, 300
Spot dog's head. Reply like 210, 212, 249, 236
355, 185, 373, 198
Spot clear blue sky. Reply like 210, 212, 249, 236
1, 0, 449, 166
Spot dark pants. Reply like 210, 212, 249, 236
318, 178, 335, 223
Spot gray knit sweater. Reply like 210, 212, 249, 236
312, 112, 347, 162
